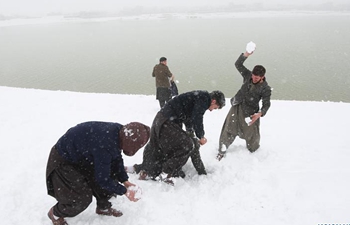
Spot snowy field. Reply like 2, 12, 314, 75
0, 86, 349, 225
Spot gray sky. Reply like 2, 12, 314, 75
0, 0, 348, 16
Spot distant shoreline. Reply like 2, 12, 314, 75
1, 86, 349, 104
1, 10, 350, 27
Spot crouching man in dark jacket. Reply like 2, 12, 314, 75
46, 121, 150, 225
132, 90, 225, 185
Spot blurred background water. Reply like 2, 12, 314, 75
1, 13, 350, 102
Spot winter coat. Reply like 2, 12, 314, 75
170, 80, 179, 97
232, 53, 272, 117
160, 90, 211, 139
152, 63, 172, 88
53, 121, 128, 195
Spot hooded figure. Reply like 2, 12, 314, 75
46, 121, 150, 225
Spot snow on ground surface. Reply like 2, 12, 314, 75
0, 86, 349, 225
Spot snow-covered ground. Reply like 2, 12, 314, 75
0, 86, 349, 225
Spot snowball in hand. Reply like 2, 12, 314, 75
246, 41, 256, 53
245, 117, 252, 125
128, 185, 142, 200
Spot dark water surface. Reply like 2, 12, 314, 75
1, 13, 349, 102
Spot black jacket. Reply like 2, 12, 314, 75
160, 90, 211, 139
232, 53, 272, 117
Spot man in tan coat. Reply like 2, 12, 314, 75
152, 57, 174, 108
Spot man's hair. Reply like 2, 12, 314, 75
252, 65, 266, 77
159, 57, 167, 62
210, 90, 226, 109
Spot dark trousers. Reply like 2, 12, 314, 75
156, 87, 171, 108
136, 118, 206, 178
218, 104, 260, 153
46, 148, 114, 218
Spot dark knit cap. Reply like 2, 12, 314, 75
119, 122, 150, 156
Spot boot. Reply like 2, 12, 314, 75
172, 169, 186, 178
216, 152, 225, 161
138, 170, 150, 180
159, 172, 175, 186
96, 207, 123, 217
47, 207, 68, 225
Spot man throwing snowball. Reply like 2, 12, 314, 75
217, 42, 272, 160
46, 121, 150, 225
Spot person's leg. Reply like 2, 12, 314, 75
243, 118, 260, 152
87, 179, 123, 217
190, 138, 207, 175
165, 88, 172, 104
234, 104, 261, 152
218, 105, 239, 154
134, 115, 164, 178
86, 179, 113, 210
137, 141, 163, 178
157, 87, 168, 108
133, 163, 142, 174
159, 121, 194, 176
159, 99, 166, 108
50, 165, 92, 218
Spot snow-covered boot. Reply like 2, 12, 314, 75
159, 172, 176, 186
216, 152, 225, 161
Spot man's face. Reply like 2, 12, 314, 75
252, 74, 264, 84
209, 100, 220, 111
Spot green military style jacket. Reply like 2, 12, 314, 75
231, 53, 272, 118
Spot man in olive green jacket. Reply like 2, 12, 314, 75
152, 57, 174, 108
217, 47, 272, 160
